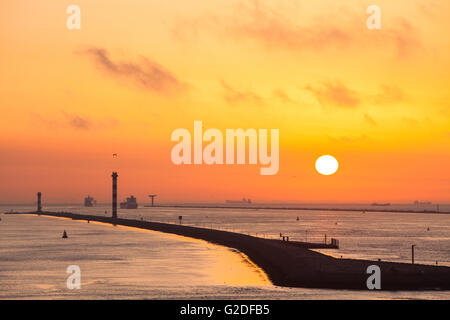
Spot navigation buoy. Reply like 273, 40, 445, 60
296, 216, 299, 221
62, 230, 68, 239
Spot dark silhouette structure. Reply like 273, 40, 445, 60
112, 172, 118, 219
37, 192, 42, 212
120, 195, 138, 209
148, 194, 157, 206
84, 195, 96, 207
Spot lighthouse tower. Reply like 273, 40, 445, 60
112, 172, 118, 219
37, 192, 42, 212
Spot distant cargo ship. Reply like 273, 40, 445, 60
414, 200, 432, 205
371, 202, 391, 206
84, 195, 96, 207
226, 198, 251, 204
120, 195, 138, 209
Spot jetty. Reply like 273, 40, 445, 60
8, 210, 450, 290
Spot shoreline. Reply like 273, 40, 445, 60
7, 211, 450, 290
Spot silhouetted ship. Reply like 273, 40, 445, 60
120, 195, 138, 209
371, 202, 390, 206
226, 198, 252, 204
84, 195, 96, 207
414, 200, 432, 205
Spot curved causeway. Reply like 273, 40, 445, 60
11, 211, 450, 290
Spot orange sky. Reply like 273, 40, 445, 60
0, 0, 449, 204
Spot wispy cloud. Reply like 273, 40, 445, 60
374, 18, 422, 58
402, 116, 418, 126
172, 0, 422, 57
372, 84, 406, 105
364, 113, 377, 127
226, 1, 353, 51
173, 1, 353, 50
328, 134, 371, 144
305, 81, 360, 109
273, 89, 294, 104
78, 47, 185, 95
221, 80, 263, 105
30, 112, 117, 131
62, 112, 91, 130
417, 1, 442, 19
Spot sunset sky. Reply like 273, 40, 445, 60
1, 0, 449, 204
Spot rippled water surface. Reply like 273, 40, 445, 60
1, 204, 449, 299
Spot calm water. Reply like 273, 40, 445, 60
1, 204, 449, 299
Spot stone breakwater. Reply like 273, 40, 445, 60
9, 211, 450, 290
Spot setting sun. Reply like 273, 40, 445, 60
315, 155, 339, 175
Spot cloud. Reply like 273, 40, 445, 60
328, 134, 371, 144
273, 89, 294, 104
174, 1, 353, 51
379, 18, 422, 58
372, 85, 406, 105
226, 1, 353, 51
30, 112, 117, 131
221, 80, 263, 105
62, 112, 91, 130
402, 116, 418, 126
363, 113, 377, 126
172, 0, 422, 57
305, 81, 360, 109
417, 1, 442, 19
78, 47, 184, 95
305, 82, 407, 109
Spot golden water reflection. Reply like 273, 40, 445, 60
29, 214, 270, 287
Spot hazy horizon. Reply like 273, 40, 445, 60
2, 200, 450, 206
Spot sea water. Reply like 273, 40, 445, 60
0, 204, 449, 299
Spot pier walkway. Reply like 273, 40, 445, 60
8, 210, 450, 290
